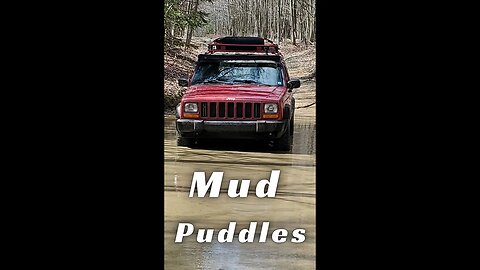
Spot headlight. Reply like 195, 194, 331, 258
264, 103, 278, 113
184, 103, 198, 113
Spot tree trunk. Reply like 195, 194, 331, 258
290, 0, 297, 45
185, 0, 199, 46
277, 0, 281, 43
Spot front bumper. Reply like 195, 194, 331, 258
176, 119, 288, 139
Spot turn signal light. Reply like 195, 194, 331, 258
263, 114, 279, 119
183, 113, 199, 118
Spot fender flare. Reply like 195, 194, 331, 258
283, 97, 295, 120
175, 104, 181, 119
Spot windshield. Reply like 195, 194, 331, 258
191, 61, 283, 86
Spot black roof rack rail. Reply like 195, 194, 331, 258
197, 54, 281, 63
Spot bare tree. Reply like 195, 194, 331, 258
186, 0, 316, 45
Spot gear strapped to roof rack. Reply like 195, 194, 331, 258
207, 36, 280, 55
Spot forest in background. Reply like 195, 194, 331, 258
164, 0, 316, 47
163, 0, 316, 110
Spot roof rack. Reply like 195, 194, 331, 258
198, 54, 281, 63
207, 36, 280, 55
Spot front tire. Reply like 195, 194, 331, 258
176, 133, 194, 147
290, 99, 295, 135
275, 121, 292, 151
290, 112, 295, 135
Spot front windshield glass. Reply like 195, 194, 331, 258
191, 61, 283, 86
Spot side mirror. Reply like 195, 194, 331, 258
287, 79, 301, 91
178, 78, 188, 87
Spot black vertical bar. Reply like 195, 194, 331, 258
254, 103, 260, 118
227, 102, 234, 118
219, 102, 225, 118
245, 103, 252, 118
236, 102, 243, 118
210, 102, 216, 117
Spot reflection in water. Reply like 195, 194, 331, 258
165, 234, 315, 270
164, 117, 316, 155
164, 115, 316, 270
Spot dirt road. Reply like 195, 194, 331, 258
164, 38, 316, 269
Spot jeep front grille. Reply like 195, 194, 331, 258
201, 102, 262, 119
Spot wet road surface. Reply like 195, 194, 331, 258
164, 106, 316, 269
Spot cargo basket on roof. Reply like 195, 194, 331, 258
207, 36, 280, 55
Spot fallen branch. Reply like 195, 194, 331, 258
296, 102, 316, 109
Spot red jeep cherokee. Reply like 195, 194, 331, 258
175, 37, 300, 150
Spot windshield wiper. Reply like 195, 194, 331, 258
233, 79, 258, 84
232, 79, 273, 86
201, 79, 223, 84
200, 78, 235, 85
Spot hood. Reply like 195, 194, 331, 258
182, 84, 283, 101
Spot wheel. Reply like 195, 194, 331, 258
275, 121, 292, 151
176, 133, 194, 147
290, 112, 295, 135
290, 99, 295, 135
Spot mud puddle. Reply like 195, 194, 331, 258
164, 117, 316, 155
164, 115, 316, 269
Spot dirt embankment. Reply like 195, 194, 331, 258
163, 37, 316, 115
282, 44, 316, 119
164, 38, 209, 111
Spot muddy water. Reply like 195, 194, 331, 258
164, 112, 316, 269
